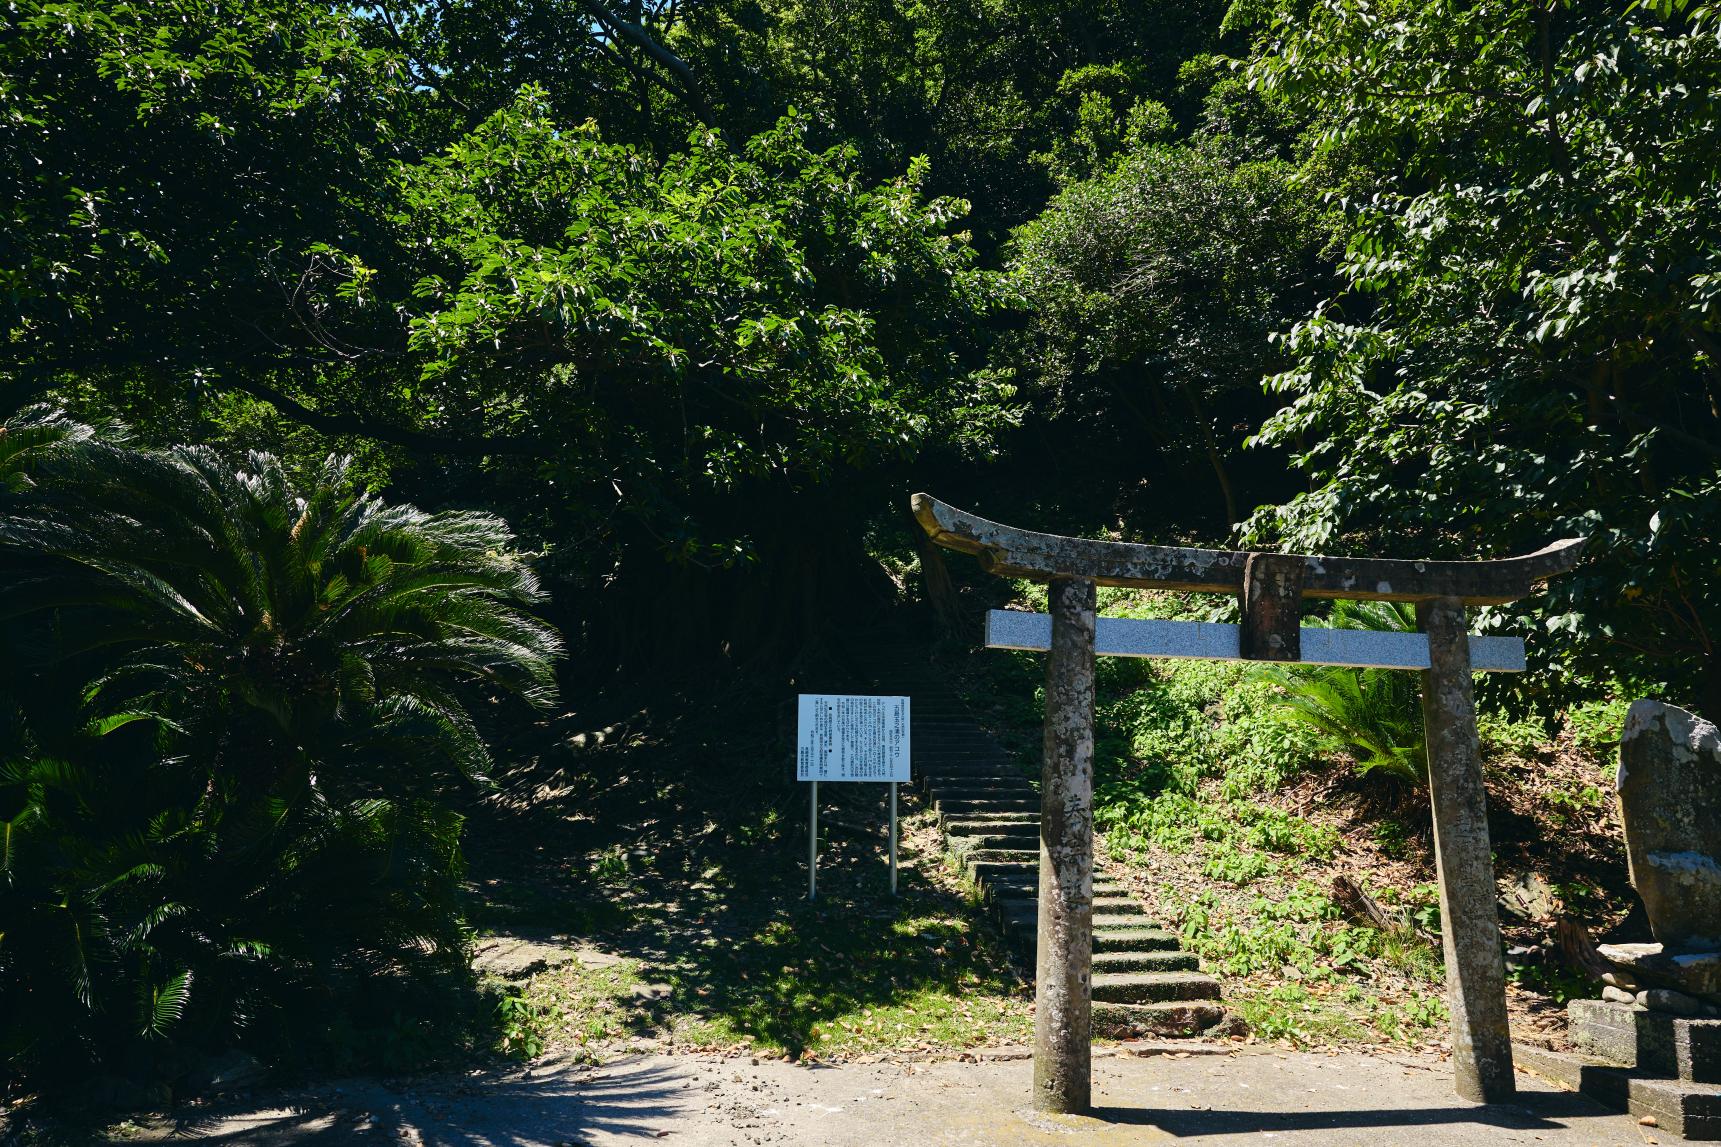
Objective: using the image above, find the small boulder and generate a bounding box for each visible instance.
[1639,988,1708,1017]
[473,934,585,980]
[1601,970,1640,991]
[1600,943,1721,998]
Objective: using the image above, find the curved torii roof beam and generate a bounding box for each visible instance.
[912,493,1585,606]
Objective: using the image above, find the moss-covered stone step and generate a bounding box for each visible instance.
[942,810,1029,824]
[963,841,1036,856]
[1092,950,1200,974]
[1095,912,1160,931]
[949,832,1038,852]
[943,795,1032,812]
[1093,970,1221,1004]
[1091,927,1181,952]
[929,778,1032,795]
[1093,1001,1227,1038]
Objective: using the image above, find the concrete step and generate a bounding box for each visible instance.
[937,798,1039,816]
[918,753,1022,766]
[1095,912,1160,931]
[930,786,1037,802]
[963,843,1025,861]
[1092,971,1221,1005]
[922,764,1025,781]
[1513,1042,1721,1139]
[971,860,1039,884]
[998,912,1166,938]
[1092,928,1181,952]
[951,833,1038,852]
[985,879,1131,898]
[940,818,1036,836]
[944,819,1037,836]
[942,814,1038,829]
[1093,1001,1226,1038]
[1093,950,1200,974]
[928,776,1035,791]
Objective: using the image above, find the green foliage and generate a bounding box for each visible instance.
[1265,601,1426,786]
[0,409,560,1083]
[1242,0,1721,716]
[316,97,1017,565]
[1169,879,1443,989]
[1009,138,1328,526]
[1567,697,1633,760]
[1,0,414,390]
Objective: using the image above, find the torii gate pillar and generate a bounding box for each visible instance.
[1035,576,1097,1112]
[1420,596,1514,1101]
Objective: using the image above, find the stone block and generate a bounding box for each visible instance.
[1515,1041,1721,1140]
[1572,998,1721,1083]
[1603,941,1721,997]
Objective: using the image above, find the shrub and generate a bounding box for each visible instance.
[0,408,562,1086]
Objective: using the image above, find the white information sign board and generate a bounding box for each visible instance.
[796,694,911,783]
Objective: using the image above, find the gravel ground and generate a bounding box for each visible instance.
[116,1045,1655,1147]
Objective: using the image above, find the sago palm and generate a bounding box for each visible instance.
[0,407,562,1077]
[1264,599,1427,785]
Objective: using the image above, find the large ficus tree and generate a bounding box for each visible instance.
[1239,0,1721,714]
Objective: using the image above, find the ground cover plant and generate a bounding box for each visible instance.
[953,581,1633,1050]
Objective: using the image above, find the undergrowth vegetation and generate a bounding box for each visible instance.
[0,410,561,1088]
[960,581,1629,1047]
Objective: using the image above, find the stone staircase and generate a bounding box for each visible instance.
[847,644,1228,1038]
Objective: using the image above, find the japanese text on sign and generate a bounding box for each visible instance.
[796,694,911,782]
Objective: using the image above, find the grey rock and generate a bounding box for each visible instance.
[1602,985,1637,1005]
[1602,970,1640,991]
[1600,942,1721,997]
[1617,701,1721,953]
[1643,988,1709,1017]
[473,934,584,980]
[185,1049,267,1093]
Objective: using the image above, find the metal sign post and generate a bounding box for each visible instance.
[889,781,898,894]
[797,694,911,899]
[808,779,820,899]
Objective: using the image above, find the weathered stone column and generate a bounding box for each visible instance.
[1035,575,1096,1114]
[1418,596,1515,1103]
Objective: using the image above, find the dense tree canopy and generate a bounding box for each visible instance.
[1239,0,1721,711]
[7,0,1718,704]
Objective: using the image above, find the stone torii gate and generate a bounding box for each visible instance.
[911,493,1586,1115]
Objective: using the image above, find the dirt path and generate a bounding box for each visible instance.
[127,1046,1653,1146]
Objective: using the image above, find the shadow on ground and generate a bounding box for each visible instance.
[461,651,1029,1059]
